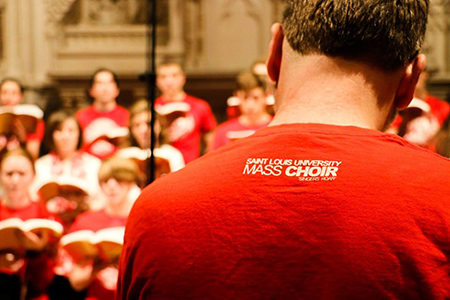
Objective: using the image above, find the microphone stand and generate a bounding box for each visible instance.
[144,0,157,185]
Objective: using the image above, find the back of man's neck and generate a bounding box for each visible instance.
[270,55,401,131]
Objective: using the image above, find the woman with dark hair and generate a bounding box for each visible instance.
[33,110,103,214]
[118,99,184,181]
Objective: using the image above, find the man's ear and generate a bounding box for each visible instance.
[394,54,427,110]
[267,23,284,83]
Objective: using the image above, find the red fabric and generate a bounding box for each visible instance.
[211,118,272,150]
[69,209,126,300]
[118,123,450,299]
[226,106,240,120]
[156,95,216,163]
[27,119,45,141]
[0,201,58,222]
[425,94,450,125]
[69,209,127,233]
[0,202,60,299]
[390,94,450,130]
[76,105,129,160]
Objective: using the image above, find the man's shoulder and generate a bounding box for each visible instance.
[134,123,450,206]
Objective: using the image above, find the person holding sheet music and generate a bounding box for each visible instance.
[118,99,184,181]
[155,62,216,163]
[211,72,272,151]
[76,69,129,160]
[33,110,104,229]
[0,148,82,300]
[0,78,45,160]
[67,156,140,300]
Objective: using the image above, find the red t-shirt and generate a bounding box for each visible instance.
[211,117,272,150]
[69,209,127,233]
[0,201,61,297]
[0,201,57,222]
[76,105,129,160]
[119,123,450,299]
[27,119,45,141]
[156,95,216,163]
[425,94,450,125]
[69,209,127,300]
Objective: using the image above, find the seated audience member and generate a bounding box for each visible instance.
[156,62,217,163]
[76,69,129,160]
[33,110,103,228]
[0,148,81,300]
[67,156,140,300]
[0,78,45,159]
[119,1,450,299]
[119,99,184,179]
[211,72,272,151]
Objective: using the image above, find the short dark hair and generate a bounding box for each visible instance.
[282,0,429,71]
[0,78,25,94]
[44,110,82,152]
[236,71,266,92]
[156,61,185,74]
[89,68,120,88]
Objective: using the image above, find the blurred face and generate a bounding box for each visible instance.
[131,111,150,148]
[0,81,23,106]
[89,71,120,104]
[239,87,267,117]
[53,118,80,156]
[156,65,186,97]
[0,155,34,200]
[101,178,133,206]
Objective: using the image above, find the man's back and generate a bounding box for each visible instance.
[119,123,450,299]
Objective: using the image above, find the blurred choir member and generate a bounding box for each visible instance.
[0,149,80,299]
[33,110,103,224]
[0,79,45,160]
[119,99,184,181]
[67,156,140,300]
[76,69,129,160]
[227,60,276,120]
[211,72,272,151]
[251,59,276,115]
[155,62,216,163]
